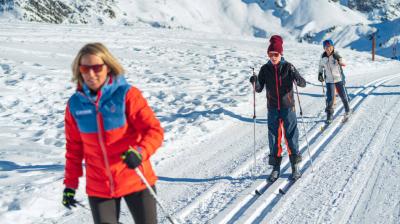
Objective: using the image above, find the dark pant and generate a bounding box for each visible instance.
[267,108,301,165]
[326,81,350,115]
[88,186,157,224]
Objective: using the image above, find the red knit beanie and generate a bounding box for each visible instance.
[268,35,283,54]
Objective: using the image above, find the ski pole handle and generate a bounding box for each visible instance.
[250,67,256,119]
[251,67,256,76]
[134,168,179,224]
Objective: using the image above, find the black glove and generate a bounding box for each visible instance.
[122,147,143,169]
[249,75,257,84]
[318,72,324,82]
[62,188,77,209]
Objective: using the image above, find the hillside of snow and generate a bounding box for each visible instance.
[0,20,400,223]
[1,0,400,59]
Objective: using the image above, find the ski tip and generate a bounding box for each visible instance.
[279,188,286,195]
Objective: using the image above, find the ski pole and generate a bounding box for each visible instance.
[321,68,331,118]
[250,67,257,179]
[321,68,327,107]
[321,80,327,108]
[338,62,351,102]
[76,201,90,211]
[294,81,314,172]
[134,168,178,224]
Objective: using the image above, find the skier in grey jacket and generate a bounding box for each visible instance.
[318,39,351,123]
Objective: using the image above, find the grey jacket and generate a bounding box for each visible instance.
[318,51,345,84]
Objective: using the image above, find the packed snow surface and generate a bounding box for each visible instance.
[0,21,400,223]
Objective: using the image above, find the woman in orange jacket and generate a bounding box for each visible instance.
[62,42,164,224]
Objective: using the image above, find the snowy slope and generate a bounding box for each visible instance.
[1,21,400,223]
[2,0,400,58]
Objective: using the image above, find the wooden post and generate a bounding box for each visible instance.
[372,34,376,61]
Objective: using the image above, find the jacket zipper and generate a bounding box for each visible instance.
[92,95,115,197]
[327,56,335,81]
[274,65,281,110]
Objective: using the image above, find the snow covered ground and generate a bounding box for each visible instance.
[0,21,400,223]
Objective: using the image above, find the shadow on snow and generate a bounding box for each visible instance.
[158,173,293,183]
[158,107,268,124]
[0,160,64,172]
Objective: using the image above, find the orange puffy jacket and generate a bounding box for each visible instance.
[63,75,163,198]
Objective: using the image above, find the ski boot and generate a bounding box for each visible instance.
[345,109,352,117]
[326,111,333,124]
[268,156,282,182]
[269,165,280,182]
[291,163,302,180]
[342,110,352,123]
[290,154,302,180]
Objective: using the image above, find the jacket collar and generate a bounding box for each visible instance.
[268,57,286,67]
[77,75,128,105]
[322,50,335,58]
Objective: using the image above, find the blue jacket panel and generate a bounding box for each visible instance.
[68,75,131,134]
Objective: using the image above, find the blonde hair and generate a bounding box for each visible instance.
[71,43,125,86]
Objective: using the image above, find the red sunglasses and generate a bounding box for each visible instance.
[79,64,105,74]
[268,52,280,58]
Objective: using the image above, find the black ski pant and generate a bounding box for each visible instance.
[267,108,301,165]
[326,81,350,115]
[88,186,157,224]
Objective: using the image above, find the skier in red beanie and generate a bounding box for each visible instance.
[250,35,306,182]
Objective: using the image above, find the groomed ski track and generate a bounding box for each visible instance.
[175,72,400,223]
[211,74,400,224]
